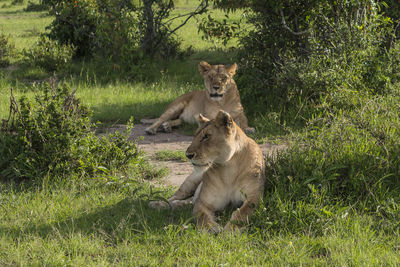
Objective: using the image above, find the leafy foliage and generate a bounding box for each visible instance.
[0,33,15,67]
[198,14,240,48]
[237,1,400,122]
[23,35,76,71]
[43,0,209,62]
[24,0,48,11]
[0,79,142,182]
[44,0,136,58]
[213,0,251,11]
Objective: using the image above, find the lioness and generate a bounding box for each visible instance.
[150,110,265,232]
[142,61,254,135]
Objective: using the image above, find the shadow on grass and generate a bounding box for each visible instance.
[1,49,239,88]
[1,197,193,242]
[91,100,172,124]
[0,9,27,16]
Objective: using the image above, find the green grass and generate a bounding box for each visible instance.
[154,150,188,162]
[0,1,51,51]
[1,177,399,265]
[1,0,400,265]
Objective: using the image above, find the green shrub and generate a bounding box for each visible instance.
[238,0,400,124]
[0,79,142,182]
[25,1,48,12]
[0,33,15,67]
[43,0,182,64]
[44,0,131,58]
[11,0,24,5]
[24,35,76,71]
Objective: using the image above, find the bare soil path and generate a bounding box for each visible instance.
[106,124,285,188]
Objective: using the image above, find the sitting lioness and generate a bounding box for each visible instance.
[150,110,265,232]
[142,61,254,135]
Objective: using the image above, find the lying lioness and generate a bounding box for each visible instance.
[150,110,265,232]
[142,61,254,135]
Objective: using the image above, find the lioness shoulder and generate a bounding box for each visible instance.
[142,61,254,135]
[150,110,265,232]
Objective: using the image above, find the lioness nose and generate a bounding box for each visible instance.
[213,85,220,90]
[186,152,195,160]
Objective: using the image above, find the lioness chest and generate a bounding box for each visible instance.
[197,152,263,211]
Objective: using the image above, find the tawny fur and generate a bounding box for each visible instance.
[142,61,254,135]
[150,110,265,232]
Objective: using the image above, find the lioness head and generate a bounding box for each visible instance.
[198,61,237,102]
[186,110,238,170]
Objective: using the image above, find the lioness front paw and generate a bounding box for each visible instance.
[198,223,223,234]
[145,127,157,135]
[161,122,172,133]
[149,200,169,210]
[244,127,255,135]
[224,221,243,232]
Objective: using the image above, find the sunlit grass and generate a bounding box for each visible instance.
[0,3,51,51]
[154,150,188,162]
[0,177,399,265]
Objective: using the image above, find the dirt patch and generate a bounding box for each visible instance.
[102,124,286,188]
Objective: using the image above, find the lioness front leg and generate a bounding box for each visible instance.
[149,169,204,210]
[145,102,185,135]
[224,200,257,232]
[149,198,194,210]
[160,118,182,133]
[193,200,222,233]
[140,118,158,124]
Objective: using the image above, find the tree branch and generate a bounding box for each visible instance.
[167,0,209,38]
[280,8,308,36]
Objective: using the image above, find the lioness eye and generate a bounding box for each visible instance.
[201,134,209,142]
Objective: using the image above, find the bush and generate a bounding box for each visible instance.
[24,36,75,71]
[0,33,15,67]
[11,0,24,5]
[43,0,184,64]
[0,79,142,182]
[44,0,137,58]
[25,1,49,12]
[238,0,400,124]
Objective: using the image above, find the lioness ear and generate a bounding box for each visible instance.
[227,63,237,77]
[216,110,234,130]
[196,113,210,127]
[198,61,211,75]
